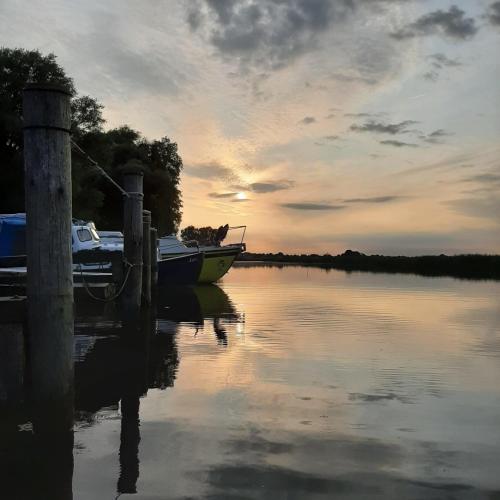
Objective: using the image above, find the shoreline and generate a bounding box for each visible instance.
[235,251,500,281]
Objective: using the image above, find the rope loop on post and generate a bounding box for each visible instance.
[77,257,140,303]
[124,192,144,200]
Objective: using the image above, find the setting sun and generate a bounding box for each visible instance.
[236,192,247,200]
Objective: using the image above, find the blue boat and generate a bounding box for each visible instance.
[0,214,26,266]
[157,252,203,286]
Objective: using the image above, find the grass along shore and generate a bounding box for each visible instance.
[236,250,500,280]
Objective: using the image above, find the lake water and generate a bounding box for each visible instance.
[2,263,500,499]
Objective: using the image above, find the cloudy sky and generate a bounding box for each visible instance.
[1,0,499,254]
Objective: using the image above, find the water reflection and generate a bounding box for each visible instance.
[0,283,242,499]
[156,284,241,346]
[2,268,500,499]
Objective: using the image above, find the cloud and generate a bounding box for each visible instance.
[325,113,336,119]
[350,120,418,135]
[344,113,374,118]
[428,53,462,69]
[330,72,378,86]
[249,181,294,193]
[391,6,478,40]
[208,192,239,198]
[487,1,500,25]
[343,196,402,204]
[465,172,500,184]
[299,116,316,125]
[314,135,342,147]
[186,162,239,181]
[460,171,500,194]
[423,53,462,81]
[187,5,203,30]
[445,196,500,221]
[419,129,453,144]
[423,71,439,82]
[67,11,189,98]
[380,140,419,148]
[188,0,355,72]
[280,202,344,211]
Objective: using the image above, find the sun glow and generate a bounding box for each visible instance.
[236,192,247,200]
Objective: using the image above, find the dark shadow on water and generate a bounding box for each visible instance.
[0,283,242,499]
[156,284,239,346]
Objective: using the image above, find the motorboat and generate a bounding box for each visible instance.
[0,215,205,286]
[158,226,246,283]
[157,252,204,286]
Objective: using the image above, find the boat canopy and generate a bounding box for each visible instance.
[158,234,192,254]
[0,214,26,257]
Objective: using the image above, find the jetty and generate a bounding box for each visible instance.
[0,83,160,439]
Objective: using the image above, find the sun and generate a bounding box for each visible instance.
[236,192,247,200]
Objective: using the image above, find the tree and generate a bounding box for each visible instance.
[0,48,74,212]
[71,95,105,136]
[180,225,229,246]
[0,47,183,234]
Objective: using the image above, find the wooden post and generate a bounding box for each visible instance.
[0,323,24,407]
[150,227,158,288]
[23,84,74,429]
[122,169,144,312]
[142,210,151,306]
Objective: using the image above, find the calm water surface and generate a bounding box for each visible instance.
[4,264,500,499]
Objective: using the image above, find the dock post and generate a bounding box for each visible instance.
[150,227,158,288]
[23,84,74,430]
[0,323,25,407]
[142,210,152,306]
[122,168,144,313]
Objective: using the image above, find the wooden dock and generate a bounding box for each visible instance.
[0,267,116,303]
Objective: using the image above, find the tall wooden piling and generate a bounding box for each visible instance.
[23,84,74,428]
[0,323,24,407]
[150,227,158,288]
[142,210,151,306]
[122,168,144,312]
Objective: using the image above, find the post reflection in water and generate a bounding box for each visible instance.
[14,266,500,499]
[0,283,238,499]
[73,284,237,498]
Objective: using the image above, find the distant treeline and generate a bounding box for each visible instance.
[237,250,500,280]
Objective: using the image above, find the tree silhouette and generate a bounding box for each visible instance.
[0,47,183,234]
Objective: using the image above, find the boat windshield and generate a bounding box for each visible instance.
[77,229,93,242]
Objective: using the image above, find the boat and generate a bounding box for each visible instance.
[0,215,203,286]
[158,226,246,283]
[157,252,204,286]
[0,214,114,270]
[96,230,125,250]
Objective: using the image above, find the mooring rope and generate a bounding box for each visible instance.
[76,259,140,302]
[71,140,129,198]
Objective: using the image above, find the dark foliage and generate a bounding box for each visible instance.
[180,225,230,246]
[0,48,74,212]
[181,226,219,246]
[237,250,500,281]
[0,47,183,234]
[73,126,183,233]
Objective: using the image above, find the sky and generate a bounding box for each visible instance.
[1,0,499,255]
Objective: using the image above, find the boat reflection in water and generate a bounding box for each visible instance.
[0,283,243,499]
[156,284,243,346]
